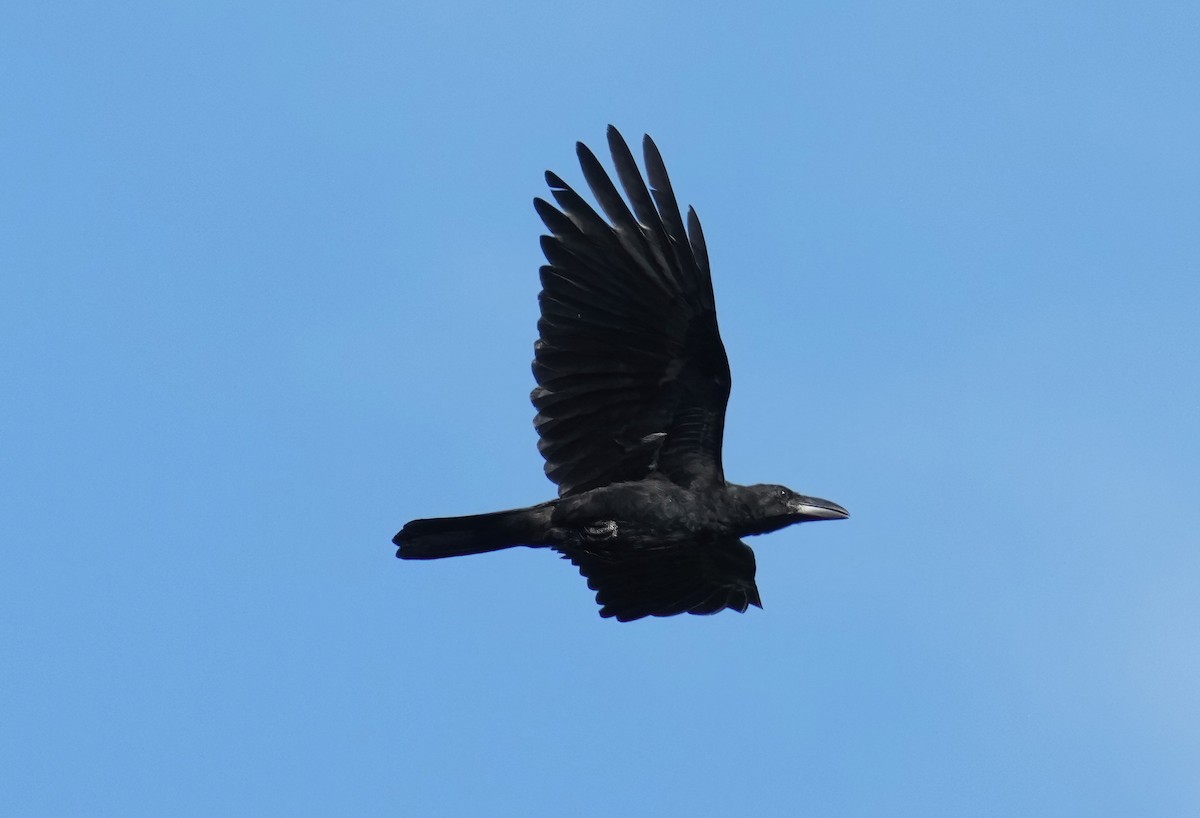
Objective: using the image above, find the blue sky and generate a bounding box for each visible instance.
[3,1,1198,815]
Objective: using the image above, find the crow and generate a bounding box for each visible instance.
[394,126,848,621]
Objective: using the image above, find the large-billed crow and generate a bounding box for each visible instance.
[394,126,847,621]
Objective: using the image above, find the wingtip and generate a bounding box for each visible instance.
[642,133,664,166]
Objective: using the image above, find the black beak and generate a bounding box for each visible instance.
[788,495,849,521]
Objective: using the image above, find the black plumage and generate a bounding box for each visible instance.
[394,126,847,621]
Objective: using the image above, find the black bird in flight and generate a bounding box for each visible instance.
[394,126,847,621]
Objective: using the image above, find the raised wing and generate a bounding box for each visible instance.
[532,126,731,497]
[562,538,761,622]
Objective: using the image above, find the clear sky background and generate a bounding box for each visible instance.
[3,1,1198,815]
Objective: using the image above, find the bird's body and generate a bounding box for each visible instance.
[402,479,757,557]
[394,127,847,621]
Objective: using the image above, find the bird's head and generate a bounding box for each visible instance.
[735,484,849,535]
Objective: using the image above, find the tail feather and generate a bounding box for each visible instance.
[394,504,553,560]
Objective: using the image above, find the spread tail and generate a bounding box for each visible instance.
[393,503,553,560]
